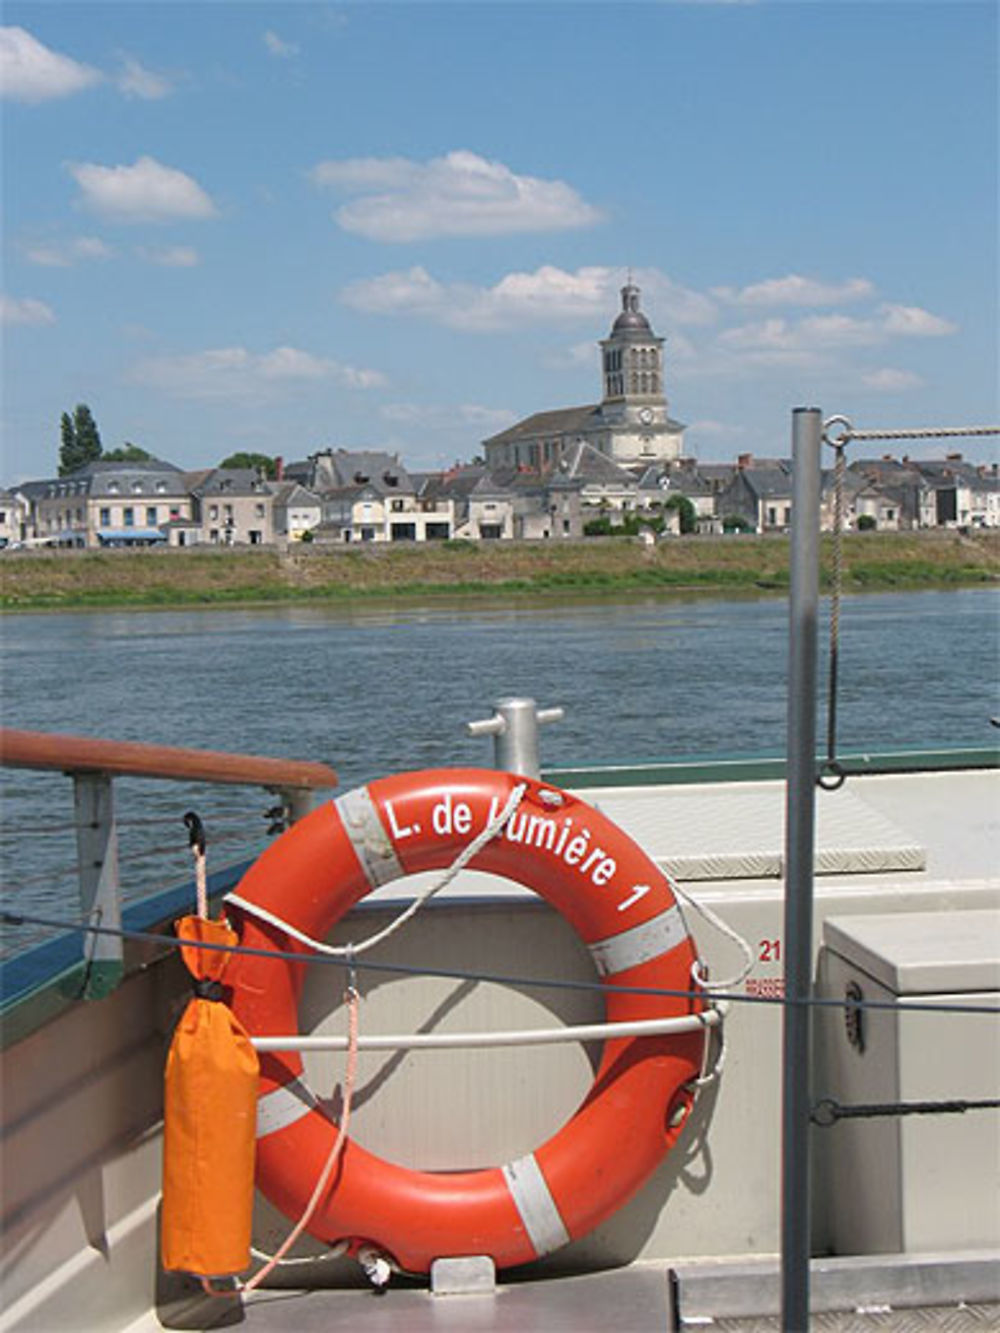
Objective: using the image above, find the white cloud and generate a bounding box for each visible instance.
[258,346,384,387]
[25,236,113,266]
[263,30,299,58]
[137,245,200,267]
[341,264,713,333]
[713,274,875,307]
[1,294,56,326]
[632,269,718,326]
[68,156,218,223]
[115,54,173,100]
[311,150,602,241]
[381,402,516,432]
[719,304,957,362]
[0,26,101,102]
[862,367,923,392]
[880,304,957,337]
[132,346,386,399]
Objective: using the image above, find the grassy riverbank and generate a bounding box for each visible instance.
[1,531,997,611]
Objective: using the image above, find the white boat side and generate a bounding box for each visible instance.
[1,754,998,1331]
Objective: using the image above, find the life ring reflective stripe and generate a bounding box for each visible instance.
[225,768,705,1274]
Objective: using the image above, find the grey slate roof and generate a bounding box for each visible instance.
[557,441,636,486]
[634,464,713,497]
[482,404,602,447]
[269,482,320,507]
[70,457,183,477]
[736,465,792,499]
[190,467,271,497]
[23,457,188,499]
[286,449,414,496]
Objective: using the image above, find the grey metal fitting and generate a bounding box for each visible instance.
[466,697,564,779]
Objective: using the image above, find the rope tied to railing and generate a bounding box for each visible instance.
[823,424,999,444]
[5,906,1000,1017]
[811,1096,1000,1127]
[819,422,849,791]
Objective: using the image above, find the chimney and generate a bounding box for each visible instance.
[274,455,284,481]
[737,453,753,470]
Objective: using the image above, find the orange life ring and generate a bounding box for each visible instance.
[225,768,705,1274]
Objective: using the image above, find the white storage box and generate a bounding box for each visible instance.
[817,909,1000,1255]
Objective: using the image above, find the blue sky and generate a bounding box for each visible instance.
[2,1,997,485]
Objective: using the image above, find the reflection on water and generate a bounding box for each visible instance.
[1,587,997,941]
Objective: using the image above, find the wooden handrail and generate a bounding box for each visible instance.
[0,727,338,791]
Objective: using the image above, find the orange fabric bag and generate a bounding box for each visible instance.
[161,916,260,1277]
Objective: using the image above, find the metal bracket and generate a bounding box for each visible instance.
[430,1255,496,1296]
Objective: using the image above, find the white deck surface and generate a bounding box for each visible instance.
[361,767,998,906]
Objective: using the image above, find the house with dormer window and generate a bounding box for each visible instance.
[286,449,454,542]
[187,468,275,545]
[20,458,191,547]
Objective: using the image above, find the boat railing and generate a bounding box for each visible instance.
[0,727,338,1001]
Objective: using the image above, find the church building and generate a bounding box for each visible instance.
[482,281,686,472]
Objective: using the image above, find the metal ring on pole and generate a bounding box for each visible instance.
[822,415,853,450]
[816,758,847,792]
[809,1098,839,1129]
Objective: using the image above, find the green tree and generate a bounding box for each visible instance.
[219,451,278,478]
[722,514,754,533]
[59,413,76,475]
[58,403,103,475]
[665,493,697,535]
[103,443,152,463]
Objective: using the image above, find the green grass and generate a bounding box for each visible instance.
[1,532,996,611]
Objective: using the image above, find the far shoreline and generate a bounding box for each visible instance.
[1,531,997,614]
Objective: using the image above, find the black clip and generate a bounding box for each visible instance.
[193,977,224,1002]
[264,803,288,837]
[183,811,206,855]
[816,759,847,792]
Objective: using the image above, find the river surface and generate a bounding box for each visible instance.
[1,587,997,952]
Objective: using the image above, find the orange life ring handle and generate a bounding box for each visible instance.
[225,768,706,1274]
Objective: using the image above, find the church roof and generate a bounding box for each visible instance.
[482,404,602,447]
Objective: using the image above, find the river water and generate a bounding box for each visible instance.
[1,587,997,951]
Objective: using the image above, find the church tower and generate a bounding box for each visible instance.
[599,281,668,430]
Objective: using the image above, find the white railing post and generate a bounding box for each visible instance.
[273,786,315,825]
[72,772,124,998]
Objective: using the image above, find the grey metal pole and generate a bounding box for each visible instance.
[466,698,564,779]
[782,407,822,1331]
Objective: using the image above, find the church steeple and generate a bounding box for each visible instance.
[600,282,666,414]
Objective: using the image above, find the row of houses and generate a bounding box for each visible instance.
[2,446,998,551]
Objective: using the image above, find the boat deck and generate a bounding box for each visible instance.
[3,760,998,1333]
[132,1255,1000,1332]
